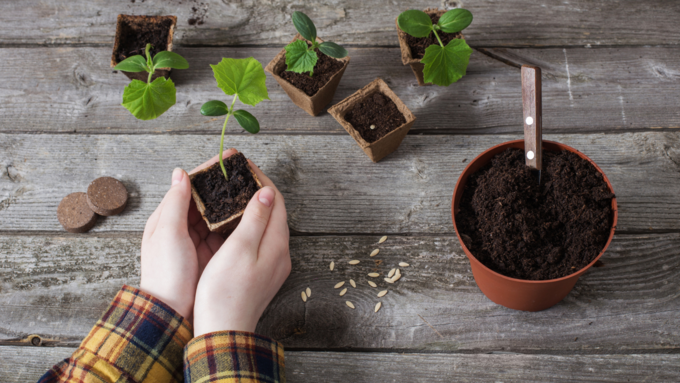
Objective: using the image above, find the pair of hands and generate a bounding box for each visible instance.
[139,149,291,336]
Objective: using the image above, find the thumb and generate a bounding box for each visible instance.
[231,187,276,249]
[157,168,192,232]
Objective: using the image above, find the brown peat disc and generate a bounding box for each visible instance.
[57,192,98,233]
[87,177,128,216]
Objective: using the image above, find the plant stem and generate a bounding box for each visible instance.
[147,70,153,84]
[432,28,444,47]
[218,95,240,180]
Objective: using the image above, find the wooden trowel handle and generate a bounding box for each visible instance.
[522,65,542,170]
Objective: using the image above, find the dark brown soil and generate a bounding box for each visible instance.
[405,14,462,59]
[115,18,174,63]
[344,93,407,143]
[280,46,344,96]
[456,148,615,280]
[191,153,260,224]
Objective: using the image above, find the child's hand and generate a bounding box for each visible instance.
[193,156,291,336]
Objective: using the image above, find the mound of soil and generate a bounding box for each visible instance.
[456,148,614,280]
[344,93,406,143]
[280,47,345,96]
[405,13,462,59]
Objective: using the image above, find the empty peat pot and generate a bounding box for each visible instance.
[451,140,618,311]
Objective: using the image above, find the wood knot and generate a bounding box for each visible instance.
[29,335,42,346]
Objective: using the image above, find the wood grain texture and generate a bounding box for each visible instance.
[2,346,679,383]
[1,0,679,47]
[2,132,680,234]
[1,46,680,134]
[1,233,678,352]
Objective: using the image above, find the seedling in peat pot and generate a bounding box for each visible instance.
[114,43,189,120]
[397,9,473,86]
[285,11,348,76]
[201,57,269,179]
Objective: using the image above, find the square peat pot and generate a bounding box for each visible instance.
[328,78,416,162]
[265,34,350,116]
[395,8,465,86]
[189,152,264,234]
[111,14,177,82]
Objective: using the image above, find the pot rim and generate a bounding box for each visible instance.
[451,139,618,284]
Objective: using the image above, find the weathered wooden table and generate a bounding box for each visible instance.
[1,1,679,381]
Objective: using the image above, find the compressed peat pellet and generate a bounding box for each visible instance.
[57,192,98,233]
[87,177,128,216]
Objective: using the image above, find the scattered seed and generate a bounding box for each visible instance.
[350,279,356,288]
[384,278,394,284]
[378,290,388,297]
[370,124,376,130]
[379,236,387,244]
[346,301,355,309]
[399,262,410,267]
[395,269,401,278]
[388,268,396,278]
[306,287,311,298]
[370,249,379,257]
[391,273,402,282]
[349,260,360,265]
[301,291,307,302]
[368,272,380,277]
[375,302,382,312]
[339,288,347,296]
[334,281,345,289]
[368,281,377,288]
[330,261,335,271]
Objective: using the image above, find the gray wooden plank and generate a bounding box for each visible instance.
[2,132,680,233]
[1,0,679,47]
[1,233,678,352]
[1,46,680,134]
[2,346,679,383]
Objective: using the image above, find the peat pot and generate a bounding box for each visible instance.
[451,140,618,311]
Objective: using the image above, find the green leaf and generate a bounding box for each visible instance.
[285,39,318,74]
[233,109,260,134]
[292,11,317,42]
[121,77,176,120]
[153,51,189,70]
[397,10,433,38]
[200,100,229,116]
[421,39,472,86]
[437,9,473,33]
[318,41,348,58]
[114,55,149,72]
[211,57,269,107]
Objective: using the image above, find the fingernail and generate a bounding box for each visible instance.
[172,168,183,186]
[258,187,274,207]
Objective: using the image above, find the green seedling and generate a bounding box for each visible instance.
[114,44,189,120]
[201,57,269,179]
[284,11,348,76]
[397,9,473,86]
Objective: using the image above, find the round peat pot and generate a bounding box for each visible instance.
[451,140,618,311]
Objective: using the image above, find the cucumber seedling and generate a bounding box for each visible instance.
[200,57,270,179]
[397,9,473,86]
[285,11,348,76]
[114,43,189,120]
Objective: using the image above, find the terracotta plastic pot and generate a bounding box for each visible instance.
[451,140,618,311]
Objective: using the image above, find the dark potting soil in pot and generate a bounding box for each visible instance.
[279,47,344,96]
[456,148,614,280]
[344,92,407,143]
[405,14,462,59]
[191,153,260,224]
[115,18,174,63]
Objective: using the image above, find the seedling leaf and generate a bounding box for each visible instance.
[153,51,190,70]
[318,41,348,59]
[114,55,149,73]
[285,39,318,74]
[437,9,473,33]
[233,109,260,134]
[421,39,472,86]
[292,11,317,42]
[201,100,229,116]
[121,77,176,120]
[397,10,433,38]
[211,57,269,106]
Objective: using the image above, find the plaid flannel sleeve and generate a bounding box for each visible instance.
[184,331,285,383]
[38,285,193,383]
